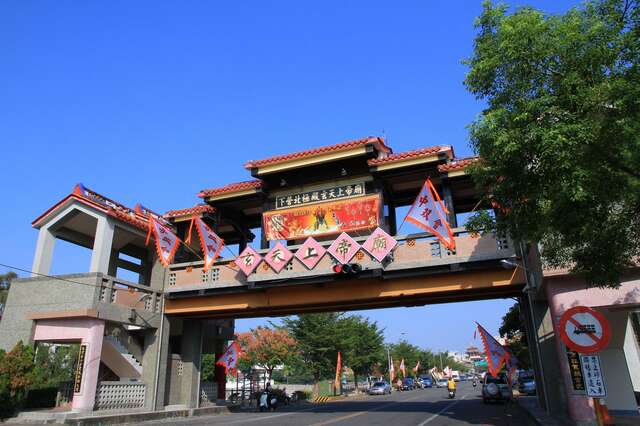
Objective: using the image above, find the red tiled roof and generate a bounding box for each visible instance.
[198,180,263,199]
[438,157,479,173]
[244,136,391,169]
[368,145,449,166]
[164,204,215,219]
[32,183,153,231]
[107,208,148,230]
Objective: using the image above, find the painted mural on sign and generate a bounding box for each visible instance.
[263,194,380,241]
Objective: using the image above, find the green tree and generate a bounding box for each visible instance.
[281,313,344,383]
[0,341,35,417]
[201,354,217,382]
[0,272,18,306]
[236,327,298,385]
[389,340,423,378]
[340,315,385,390]
[31,343,79,388]
[464,0,640,288]
[499,304,531,369]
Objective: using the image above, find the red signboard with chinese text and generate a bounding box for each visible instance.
[263,195,380,241]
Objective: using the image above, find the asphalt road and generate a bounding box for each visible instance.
[144,383,534,426]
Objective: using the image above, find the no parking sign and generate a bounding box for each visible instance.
[559,306,611,354]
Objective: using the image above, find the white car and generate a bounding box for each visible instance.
[435,379,448,388]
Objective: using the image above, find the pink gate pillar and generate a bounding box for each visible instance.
[33,318,105,412]
[546,276,640,423]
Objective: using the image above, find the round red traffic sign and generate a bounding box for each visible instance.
[559,306,611,354]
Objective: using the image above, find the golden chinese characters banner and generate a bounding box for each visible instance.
[263,194,380,241]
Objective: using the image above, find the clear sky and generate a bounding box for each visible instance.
[1,0,577,352]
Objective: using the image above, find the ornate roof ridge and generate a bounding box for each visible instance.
[368,145,449,165]
[244,136,390,169]
[198,179,263,199]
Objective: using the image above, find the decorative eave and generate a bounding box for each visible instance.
[32,184,152,231]
[244,136,391,176]
[368,146,453,172]
[198,180,263,202]
[438,157,479,177]
[164,204,215,222]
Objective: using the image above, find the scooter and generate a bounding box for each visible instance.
[259,391,278,412]
[472,380,478,388]
[448,389,456,399]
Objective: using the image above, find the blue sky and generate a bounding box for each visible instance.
[1,0,577,352]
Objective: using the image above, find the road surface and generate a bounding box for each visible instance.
[144,383,534,426]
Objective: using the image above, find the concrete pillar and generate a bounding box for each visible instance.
[142,313,171,410]
[107,249,119,277]
[215,336,226,400]
[32,227,56,276]
[90,217,115,274]
[180,320,203,408]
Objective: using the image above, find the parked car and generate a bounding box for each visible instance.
[482,373,512,403]
[435,379,448,388]
[401,377,416,390]
[368,381,392,395]
[519,377,536,395]
[418,376,433,388]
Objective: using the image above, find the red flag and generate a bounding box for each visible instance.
[476,322,512,378]
[216,342,242,374]
[186,216,224,272]
[412,360,421,374]
[146,217,180,267]
[389,355,396,381]
[334,352,342,391]
[399,358,406,378]
[404,178,455,251]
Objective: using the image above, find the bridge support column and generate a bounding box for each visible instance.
[180,320,203,408]
[522,293,568,418]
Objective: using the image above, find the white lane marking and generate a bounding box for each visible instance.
[308,393,426,426]
[415,393,468,426]
[213,406,318,425]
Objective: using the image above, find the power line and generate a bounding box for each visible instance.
[0,263,111,290]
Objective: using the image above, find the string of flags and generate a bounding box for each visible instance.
[145,216,180,267]
[145,177,454,272]
[234,227,399,276]
[186,216,224,272]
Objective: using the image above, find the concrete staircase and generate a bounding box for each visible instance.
[102,335,142,379]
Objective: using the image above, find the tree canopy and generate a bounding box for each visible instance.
[0,272,17,306]
[236,327,298,383]
[464,0,640,288]
[499,304,530,368]
[281,313,345,381]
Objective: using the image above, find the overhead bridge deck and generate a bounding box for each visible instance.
[164,230,526,319]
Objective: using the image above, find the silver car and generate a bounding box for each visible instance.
[482,373,512,403]
[368,381,392,395]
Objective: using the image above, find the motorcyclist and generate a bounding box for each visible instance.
[447,377,457,395]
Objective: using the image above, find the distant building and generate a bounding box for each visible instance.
[465,345,484,363]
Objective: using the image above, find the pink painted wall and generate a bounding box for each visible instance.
[545,275,640,422]
[33,318,105,412]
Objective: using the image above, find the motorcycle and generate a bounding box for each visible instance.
[472,380,477,388]
[448,389,456,399]
[259,391,278,412]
